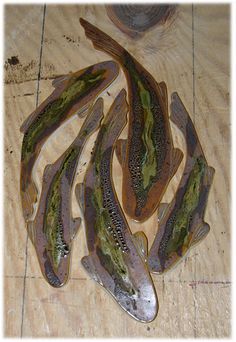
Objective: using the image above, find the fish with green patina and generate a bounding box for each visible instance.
[20,61,119,221]
[80,18,183,222]
[75,89,158,322]
[147,92,215,274]
[27,98,104,287]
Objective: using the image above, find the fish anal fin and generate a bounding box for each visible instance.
[205,166,215,186]
[81,255,103,285]
[115,139,127,167]
[75,183,85,213]
[133,231,148,260]
[43,164,53,181]
[157,203,169,223]
[190,222,210,248]
[169,148,184,178]
[70,217,81,240]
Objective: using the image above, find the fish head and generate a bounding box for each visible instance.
[114,274,158,323]
[28,220,72,288]
[82,249,158,322]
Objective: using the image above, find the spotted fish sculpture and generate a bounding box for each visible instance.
[80,18,183,222]
[20,61,119,221]
[147,93,215,273]
[75,89,158,322]
[27,98,104,287]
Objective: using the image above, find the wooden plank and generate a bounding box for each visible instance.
[195,283,231,337]
[194,4,230,282]
[4,4,44,278]
[4,4,44,337]
[4,277,24,337]
[22,278,196,338]
[4,4,230,338]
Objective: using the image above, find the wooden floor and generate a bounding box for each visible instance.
[4,4,230,338]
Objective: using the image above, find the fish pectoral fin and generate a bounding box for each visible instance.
[81,255,103,285]
[133,231,148,260]
[169,148,184,178]
[75,183,85,214]
[70,217,81,240]
[190,222,210,247]
[157,203,169,223]
[115,139,127,167]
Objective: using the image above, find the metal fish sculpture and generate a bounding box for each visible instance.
[148,92,215,274]
[27,98,104,287]
[20,61,119,221]
[80,18,183,222]
[75,89,158,322]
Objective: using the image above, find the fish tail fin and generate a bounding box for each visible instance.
[170,92,204,157]
[80,18,125,63]
[170,92,194,135]
[81,97,104,134]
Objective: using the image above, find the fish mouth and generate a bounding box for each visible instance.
[147,255,164,274]
[116,285,158,322]
[42,249,70,288]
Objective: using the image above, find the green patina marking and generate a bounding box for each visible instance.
[90,124,135,295]
[165,157,206,255]
[22,69,105,164]
[124,56,158,196]
[44,147,78,270]
[92,187,134,294]
[138,81,157,189]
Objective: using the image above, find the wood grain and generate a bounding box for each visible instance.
[4,4,230,337]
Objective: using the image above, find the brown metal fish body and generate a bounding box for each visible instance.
[20,61,119,221]
[80,18,183,222]
[27,99,104,287]
[75,89,158,322]
[148,93,215,274]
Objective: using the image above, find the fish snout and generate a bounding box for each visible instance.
[117,284,158,323]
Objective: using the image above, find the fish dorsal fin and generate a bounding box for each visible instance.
[52,74,70,88]
[133,231,148,260]
[169,148,184,178]
[81,255,103,285]
[70,217,81,240]
[157,203,169,223]
[115,139,127,167]
[75,183,85,214]
[190,222,210,248]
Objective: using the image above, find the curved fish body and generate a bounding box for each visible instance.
[75,89,158,322]
[27,98,104,287]
[80,18,183,222]
[148,93,215,274]
[20,61,119,221]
